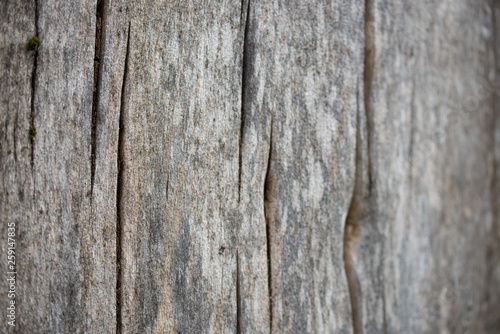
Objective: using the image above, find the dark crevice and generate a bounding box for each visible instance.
[238,0,251,204]
[90,0,105,201]
[116,21,131,334]
[344,0,376,329]
[14,111,18,162]
[237,2,251,330]
[30,0,39,173]
[263,119,273,334]
[236,251,241,334]
[363,0,375,192]
[344,80,363,334]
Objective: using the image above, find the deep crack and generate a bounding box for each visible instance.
[30,0,39,175]
[90,0,104,201]
[238,0,251,204]
[264,118,273,334]
[116,21,131,334]
[344,81,363,334]
[344,0,376,330]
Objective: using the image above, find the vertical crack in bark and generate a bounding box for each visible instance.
[90,0,104,201]
[344,0,376,327]
[236,251,241,334]
[237,2,251,329]
[264,119,273,333]
[363,0,375,192]
[13,110,18,162]
[30,0,39,175]
[344,81,363,334]
[116,22,131,334]
[238,0,251,204]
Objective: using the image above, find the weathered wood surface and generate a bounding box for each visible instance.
[88,0,130,332]
[345,0,499,333]
[1,0,106,333]
[240,1,364,332]
[118,1,244,333]
[0,0,499,333]
[0,0,36,331]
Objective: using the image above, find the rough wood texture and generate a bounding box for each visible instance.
[118,2,244,333]
[87,0,130,332]
[346,0,499,332]
[21,1,97,332]
[1,0,499,333]
[239,1,364,332]
[0,0,36,330]
[0,0,107,332]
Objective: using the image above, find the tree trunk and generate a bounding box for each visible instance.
[1,0,498,333]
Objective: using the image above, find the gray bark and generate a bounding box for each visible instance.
[241,1,364,332]
[0,0,499,333]
[346,1,498,333]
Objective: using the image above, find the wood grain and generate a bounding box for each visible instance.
[118,1,245,332]
[1,0,499,333]
[239,1,364,332]
[1,0,97,332]
[0,0,36,330]
[346,0,499,332]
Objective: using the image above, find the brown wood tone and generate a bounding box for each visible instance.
[0,0,498,333]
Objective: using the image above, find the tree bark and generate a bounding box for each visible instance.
[0,0,499,333]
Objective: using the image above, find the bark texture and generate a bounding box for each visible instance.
[239,1,364,332]
[0,0,499,333]
[345,1,498,333]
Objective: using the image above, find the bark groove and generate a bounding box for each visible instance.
[29,0,39,172]
[116,21,131,334]
[263,119,273,334]
[363,0,374,191]
[238,0,251,204]
[91,0,104,199]
[344,86,362,334]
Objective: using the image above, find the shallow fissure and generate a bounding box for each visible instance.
[116,21,131,334]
